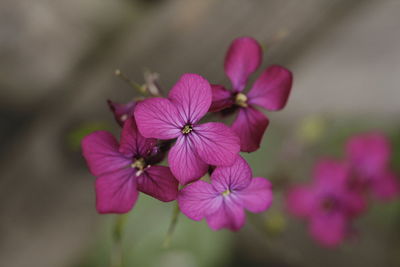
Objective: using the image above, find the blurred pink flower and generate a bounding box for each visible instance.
[107,99,136,126]
[210,37,293,152]
[178,156,273,231]
[346,132,400,200]
[286,159,366,247]
[134,73,240,185]
[81,118,178,214]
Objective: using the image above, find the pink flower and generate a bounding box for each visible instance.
[134,73,240,185]
[81,118,178,214]
[286,159,366,247]
[178,156,273,231]
[346,132,400,200]
[210,37,293,152]
[107,99,136,126]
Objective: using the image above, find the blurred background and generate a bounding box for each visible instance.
[1,0,400,266]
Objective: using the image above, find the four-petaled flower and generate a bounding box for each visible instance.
[210,37,293,152]
[178,156,273,231]
[286,159,366,247]
[134,73,240,185]
[82,117,178,213]
[345,132,399,200]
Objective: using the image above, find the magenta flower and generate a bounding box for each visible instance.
[134,73,240,185]
[346,132,400,200]
[210,37,293,152]
[178,156,272,231]
[81,117,178,214]
[286,159,366,247]
[107,99,136,126]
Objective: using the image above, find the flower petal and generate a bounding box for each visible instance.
[206,200,245,231]
[168,135,208,185]
[107,99,136,126]
[346,132,391,177]
[247,65,293,110]
[237,177,273,213]
[285,185,314,218]
[95,167,138,214]
[224,37,262,91]
[81,131,130,176]
[178,180,221,221]
[309,213,348,247]
[371,171,400,201]
[134,98,182,139]
[119,118,157,157]
[192,122,240,166]
[313,159,349,187]
[231,106,269,152]
[344,192,367,218]
[137,166,179,202]
[168,73,212,124]
[211,156,252,192]
[209,84,234,112]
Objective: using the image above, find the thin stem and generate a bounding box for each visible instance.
[115,69,146,94]
[162,202,180,248]
[111,214,128,267]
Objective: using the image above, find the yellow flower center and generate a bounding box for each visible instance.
[222,189,231,196]
[181,124,193,134]
[235,93,248,107]
[131,158,146,170]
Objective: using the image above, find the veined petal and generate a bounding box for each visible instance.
[231,106,269,152]
[119,117,157,157]
[209,84,234,112]
[137,166,178,202]
[134,98,182,139]
[211,156,252,192]
[237,177,273,213]
[168,135,208,185]
[309,213,347,247]
[168,73,212,124]
[178,180,221,221]
[192,122,240,167]
[107,99,136,127]
[346,132,391,177]
[206,200,245,231]
[81,131,130,176]
[224,37,262,91]
[285,185,314,218]
[95,167,138,214]
[247,65,293,111]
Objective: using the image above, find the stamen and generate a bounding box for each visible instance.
[235,93,248,107]
[131,158,146,170]
[222,189,231,196]
[181,124,193,134]
[120,114,128,122]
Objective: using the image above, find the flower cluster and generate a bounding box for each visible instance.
[81,37,293,231]
[286,132,399,247]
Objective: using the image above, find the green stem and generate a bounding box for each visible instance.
[115,69,146,94]
[111,214,127,267]
[162,202,180,248]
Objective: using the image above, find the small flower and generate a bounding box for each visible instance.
[81,118,178,214]
[107,99,136,126]
[134,73,240,185]
[286,159,365,247]
[210,37,293,152]
[178,156,273,231]
[346,132,400,200]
